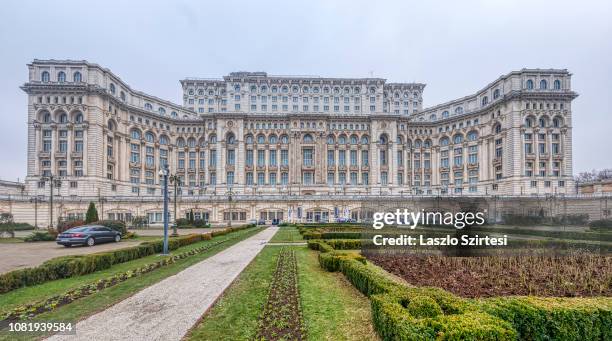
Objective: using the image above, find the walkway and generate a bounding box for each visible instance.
[46,226,279,341]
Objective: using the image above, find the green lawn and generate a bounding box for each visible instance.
[0,227,263,341]
[269,226,304,243]
[0,238,23,243]
[187,246,377,341]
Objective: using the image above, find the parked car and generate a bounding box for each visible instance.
[257,219,266,225]
[248,219,258,225]
[271,218,280,225]
[56,225,121,247]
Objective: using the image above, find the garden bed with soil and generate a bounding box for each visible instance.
[366,252,611,298]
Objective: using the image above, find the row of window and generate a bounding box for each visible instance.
[40,71,81,83]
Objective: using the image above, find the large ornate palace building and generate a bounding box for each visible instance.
[12,59,579,224]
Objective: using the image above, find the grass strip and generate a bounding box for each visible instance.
[297,247,379,340]
[269,227,304,243]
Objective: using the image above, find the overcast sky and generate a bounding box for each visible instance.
[0,0,610,181]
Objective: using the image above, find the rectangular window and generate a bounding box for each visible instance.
[302,171,314,185]
[227,171,234,185]
[381,172,388,185]
[327,172,334,185]
[269,172,277,185]
[246,149,253,166]
[327,150,335,166]
[281,149,289,166]
[257,172,265,185]
[350,150,357,166]
[246,172,253,185]
[269,150,277,166]
[209,150,217,167]
[303,148,313,166]
[338,150,346,166]
[257,149,265,166]
[281,172,289,185]
[380,150,387,165]
[361,150,369,166]
[362,172,369,185]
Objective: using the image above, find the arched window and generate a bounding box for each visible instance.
[109,83,116,94]
[338,135,347,144]
[539,117,548,128]
[554,80,561,90]
[455,107,463,115]
[350,135,358,144]
[303,134,313,143]
[453,134,463,144]
[493,89,500,99]
[59,113,68,123]
[269,134,277,144]
[540,80,548,89]
[188,137,196,148]
[442,111,449,118]
[57,71,66,83]
[494,124,502,134]
[176,138,185,147]
[250,85,257,93]
[120,91,126,101]
[553,117,562,128]
[430,114,437,121]
[226,133,236,144]
[234,84,240,92]
[327,135,335,145]
[158,107,166,115]
[130,129,141,140]
[525,117,534,127]
[361,136,369,144]
[257,134,265,144]
[424,139,432,148]
[379,134,388,145]
[440,137,450,146]
[245,134,254,144]
[526,79,534,90]
[145,132,155,143]
[397,135,404,145]
[73,71,82,82]
[107,120,115,131]
[280,135,289,144]
[41,71,50,83]
[481,96,488,106]
[144,103,153,110]
[171,111,178,118]
[42,111,51,123]
[414,139,422,148]
[159,135,168,145]
[74,112,83,123]
[209,135,217,144]
[467,131,478,141]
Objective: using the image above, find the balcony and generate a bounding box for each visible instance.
[553,153,564,160]
[71,151,83,158]
[525,153,536,160]
[129,161,141,168]
[38,151,51,158]
[54,152,67,158]
[453,165,464,171]
[467,162,479,169]
[493,157,502,165]
[268,165,278,171]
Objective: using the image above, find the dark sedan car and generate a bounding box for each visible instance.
[56,225,121,247]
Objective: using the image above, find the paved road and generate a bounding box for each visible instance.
[0,241,141,274]
[46,226,278,341]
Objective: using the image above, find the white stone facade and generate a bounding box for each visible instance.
[8,59,579,225]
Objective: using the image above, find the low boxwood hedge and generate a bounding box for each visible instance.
[0,225,253,294]
[314,241,612,340]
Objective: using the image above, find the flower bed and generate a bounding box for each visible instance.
[311,238,612,340]
[256,248,305,340]
[0,227,260,323]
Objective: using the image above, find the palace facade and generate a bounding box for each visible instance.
[10,60,579,224]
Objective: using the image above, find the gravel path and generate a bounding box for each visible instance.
[46,226,279,341]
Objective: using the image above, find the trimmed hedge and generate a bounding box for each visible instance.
[0,225,254,294]
[314,243,612,340]
[23,231,55,242]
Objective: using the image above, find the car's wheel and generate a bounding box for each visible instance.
[114,235,121,242]
[86,237,95,247]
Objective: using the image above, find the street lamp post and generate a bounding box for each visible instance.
[29,196,42,229]
[40,174,62,228]
[159,164,170,255]
[169,174,181,237]
[226,188,235,227]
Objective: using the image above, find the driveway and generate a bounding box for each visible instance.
[0,240,141,274]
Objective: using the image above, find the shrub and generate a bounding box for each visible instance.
[85,202,99,224]
[589,219,612,230]
[405,295,443,318]
[23,231,55,242]
[131,216,148,228]
[175,218,190,227]
[56,220,85,233]
[98,220,127,235]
